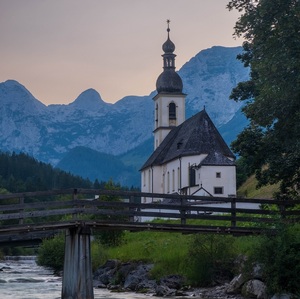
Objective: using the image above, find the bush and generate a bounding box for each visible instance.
[252,224,300,296]
[186,234,236,286]
[95,230,125,247]
[91,241,109,272]
[37,234,65,272]
[37,234,109,273]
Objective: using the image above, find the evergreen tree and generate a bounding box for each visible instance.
[0,151,93,192]
[227,0,300,199]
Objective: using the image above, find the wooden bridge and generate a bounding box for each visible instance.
[0,188,299,299]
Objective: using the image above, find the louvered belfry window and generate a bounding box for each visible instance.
[169,102,176,119]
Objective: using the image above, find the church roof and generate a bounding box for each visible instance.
[156,69,183,94]
[140,109,235,170]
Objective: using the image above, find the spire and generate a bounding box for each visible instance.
[162,20,175,58]
[156,20,183,94]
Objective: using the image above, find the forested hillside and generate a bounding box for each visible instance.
[0,151,95,193]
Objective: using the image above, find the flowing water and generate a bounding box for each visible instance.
[0,256,156,299]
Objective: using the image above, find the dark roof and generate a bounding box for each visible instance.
[140,109,235,170]
[156,69,183,93]
[200,151,235,166]
[162,36,175,53]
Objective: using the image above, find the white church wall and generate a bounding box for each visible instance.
[154,94,185,128]
[198,165,236,197]
[180,155,207,190]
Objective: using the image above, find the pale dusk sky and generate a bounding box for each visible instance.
[0,0,242,105]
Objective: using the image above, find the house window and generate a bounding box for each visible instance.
[214,187,223,194]
[216,172,221,178]
[169,102,176,119]
[167,171,170,193]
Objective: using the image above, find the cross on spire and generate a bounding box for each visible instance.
[166,19,170,36]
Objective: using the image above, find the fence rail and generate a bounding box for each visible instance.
[0,188,299,243]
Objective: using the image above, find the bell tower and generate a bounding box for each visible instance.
[153,20,186,150]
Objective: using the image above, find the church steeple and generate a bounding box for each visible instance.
[162,20,176,68]
[156,20,183,94]
[153,21,186,150]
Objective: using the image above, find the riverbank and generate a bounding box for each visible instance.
[92,259,256,299]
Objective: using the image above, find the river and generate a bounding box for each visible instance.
[0,256,156,299]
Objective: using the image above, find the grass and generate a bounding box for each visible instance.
[107,230,192,279]
[104,224,264,282]
[103,179,280,282]
[237,175,279,198]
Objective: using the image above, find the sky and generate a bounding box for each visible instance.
[0,0,243,105]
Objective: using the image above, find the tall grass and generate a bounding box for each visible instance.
[107,230,192,279]
[106,228,262,285]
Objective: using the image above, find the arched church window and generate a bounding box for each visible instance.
[189,166,196,187]
[172,169,175,192]
[169,102,176,119]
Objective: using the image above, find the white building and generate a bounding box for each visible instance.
[140,23,236,203]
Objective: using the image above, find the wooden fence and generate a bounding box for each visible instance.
[0,188,299,244]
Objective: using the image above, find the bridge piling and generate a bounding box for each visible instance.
[61,225,94,299]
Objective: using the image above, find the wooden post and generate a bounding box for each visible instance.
[73,188,78,220]
[19,197,24,225]
[231,197,236,227]
[180,197,186,225]
[129,195,134,222]
[62,225,94,299]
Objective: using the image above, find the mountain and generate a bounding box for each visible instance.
[181,46,248,124]
[0,46,249,187]
[57,146,140,187]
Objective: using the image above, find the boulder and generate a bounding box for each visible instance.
[155,285,176,297]
[123,264,153,291]
[271,294,297,299]
[251,263,263,280]
[226,273,247,294]
[241,279,267,299]
[160,274,185,289]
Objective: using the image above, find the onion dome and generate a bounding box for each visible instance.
[156,20,183,94]
[162,37,175,53]
[156,69,183,93]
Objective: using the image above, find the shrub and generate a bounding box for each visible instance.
[37,234,109,273]
[252,224,300,296]
[91,241,109,272]
[37,234,65,272]
[94,230,125,247]
[186,234,236,286]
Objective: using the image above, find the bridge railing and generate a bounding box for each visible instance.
[0,188,299,238]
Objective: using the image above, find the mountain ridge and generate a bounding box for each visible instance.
[0,46,249,187]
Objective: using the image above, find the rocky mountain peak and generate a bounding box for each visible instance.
[70,88,107,111]
[0,80,46,115]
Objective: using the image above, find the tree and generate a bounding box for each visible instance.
[227,0,300,199]
[94,179,125,247]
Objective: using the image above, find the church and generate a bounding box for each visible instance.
[140,23,236,203]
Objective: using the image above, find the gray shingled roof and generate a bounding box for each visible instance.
[140,109,235,170]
